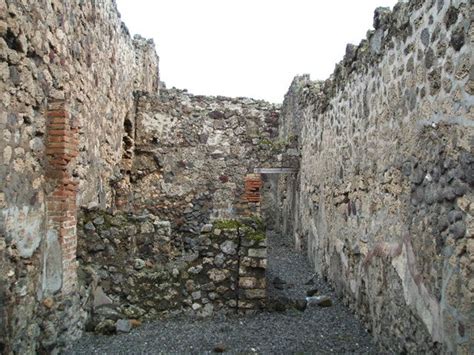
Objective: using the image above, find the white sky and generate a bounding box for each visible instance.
[116,0,399,103]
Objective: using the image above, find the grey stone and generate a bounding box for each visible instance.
[208,269,228,282]
[140,221,155,234]
[116,319,132,333]
[248,248,266,258]
[199,303,214,317]
[191,303,202,311]
[214,253,225,267]
[201,224,213,233]
[424,48,435,69]
[9,66,20,85]
[134,258,145,270]
[448,210,463,223]
[121,305,146,318]
[188,265,203,274]
[421,28,430,46]
[84,222,96,231]
[450,26,464,51]
[306,295,332,307]
[93,216,105,225]
[220,240,237,255]
[449,221,466,239]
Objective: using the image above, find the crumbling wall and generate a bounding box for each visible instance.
[114,88,281,235]
[0,0,158,353]
[77,209,267,332]
[277,0,472,353]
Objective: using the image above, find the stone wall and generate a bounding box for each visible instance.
[114,88,281,235]
[277,0,472,353]
[77,210,267,333]
[0,0,159,352]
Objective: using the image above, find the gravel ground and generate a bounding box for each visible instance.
[68,232,376,354]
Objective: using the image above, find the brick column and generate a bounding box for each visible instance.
[242,173,263,216]
[45,100,79,294]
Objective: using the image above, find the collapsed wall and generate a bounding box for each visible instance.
[277,0,472,353]
[0,0,158,353]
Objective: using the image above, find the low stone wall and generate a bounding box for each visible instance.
[77,210,267,333]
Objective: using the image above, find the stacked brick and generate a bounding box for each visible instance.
[236,173,263,216]
[45,100,79,294]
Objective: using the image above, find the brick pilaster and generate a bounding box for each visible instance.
[240,173,263,216]
[45,100,79,294]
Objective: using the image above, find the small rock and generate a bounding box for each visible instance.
[306,288,319,297]
[93,216,105,225]
[105,244,116,256]
[92,286,113,308]
[91,243,105,252]
[214,253,225,267]
[266,298,289,312]
[214,343,226,353]
[208,268,228,282]
[121,305,146,318]
[188,265,203,274]
[306,295,332,307]
[294,299,307,312]
[140,221,155,234]
[42,297,54,309]
[95,319,116,335]
[134,258,145,270]
[116,319,132,333]
[84,222,96,231]
[95,305,121,320]
[201,224,213,233]
[200,303,214,317]
[130,319,141,328]
[272,277,286,285]
[220,240,237,255]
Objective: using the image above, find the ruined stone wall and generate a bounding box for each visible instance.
[277,0,472,353]
[115,88,280,235]
[0,0,159,352]
[77,210,267,333]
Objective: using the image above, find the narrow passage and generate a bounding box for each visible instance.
[70,232,375,354]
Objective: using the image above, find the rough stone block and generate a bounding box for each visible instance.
[244,289,266,299]
[247,248,267,258]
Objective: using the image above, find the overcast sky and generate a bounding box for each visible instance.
[116,0,399,103]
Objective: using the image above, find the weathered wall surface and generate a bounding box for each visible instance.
[277,0,472,353]
[77,210,267,333]
[114,88,281,235]
[0,0,158,353]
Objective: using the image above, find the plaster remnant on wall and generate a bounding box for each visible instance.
[41,230,62,295]
[1,206,42,258]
